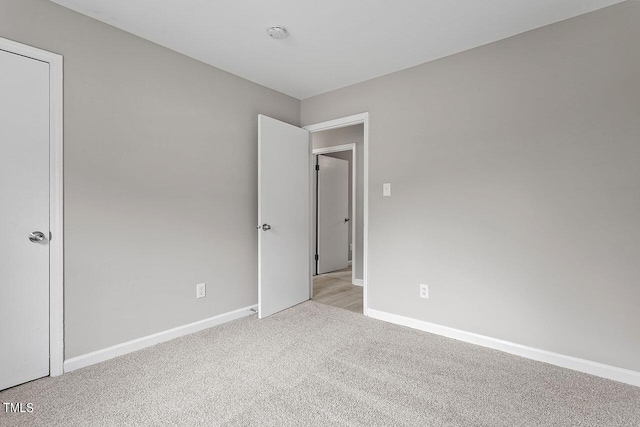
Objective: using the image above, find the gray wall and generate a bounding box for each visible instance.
[301,1,640,372]
[0,0,299,358]
[313,125,365,280]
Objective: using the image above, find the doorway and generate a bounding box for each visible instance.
[257,113,368,319]
[306,120,367,314]
[315,152,351,275]
[0,37,64,389]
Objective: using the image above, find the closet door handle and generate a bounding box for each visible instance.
[29,231,45,243]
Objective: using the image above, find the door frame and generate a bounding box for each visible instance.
[313,144,357,285]
[0,37,64,377]
[304,113,369,316]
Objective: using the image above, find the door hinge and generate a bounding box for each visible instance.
[315,164,319,171]
[49,231,52,241]
[314,254,319,261]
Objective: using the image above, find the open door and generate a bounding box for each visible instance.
[258,115,310,318]
[317,155,349,274]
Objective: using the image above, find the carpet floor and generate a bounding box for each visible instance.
[1,301,639,426]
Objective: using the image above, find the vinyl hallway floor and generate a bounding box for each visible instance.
[312,266,363,314]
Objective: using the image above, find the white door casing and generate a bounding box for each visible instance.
[312,143,357,285]
[0,49,51,390]
[0,37,64,380]
[258,115,311,318]
[317,155,349,274]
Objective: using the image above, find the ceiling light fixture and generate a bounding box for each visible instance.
[267,26,288,40]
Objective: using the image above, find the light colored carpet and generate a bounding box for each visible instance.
[1,301,639,426]
[313,267,363,313]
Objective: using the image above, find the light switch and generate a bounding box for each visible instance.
[383,183,391,197]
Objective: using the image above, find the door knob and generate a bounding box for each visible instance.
[344,218,350,222]
[260,224,271,231]
[29,231,45,243]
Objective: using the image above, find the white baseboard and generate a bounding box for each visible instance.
[352,279,364,286]
[64,304,257,373]
[368,309,640,388]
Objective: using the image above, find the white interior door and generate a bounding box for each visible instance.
[0,49,50,390]
[317,155,349,274]
[258,115,310,318]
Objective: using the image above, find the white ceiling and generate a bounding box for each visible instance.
[51,0,624,100]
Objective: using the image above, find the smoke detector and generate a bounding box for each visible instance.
[267,26,288,40]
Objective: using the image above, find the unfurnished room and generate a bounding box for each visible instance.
[1,0,639,425]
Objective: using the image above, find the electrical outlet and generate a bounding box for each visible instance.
[420,284,429,299]
[196,283,206,299]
